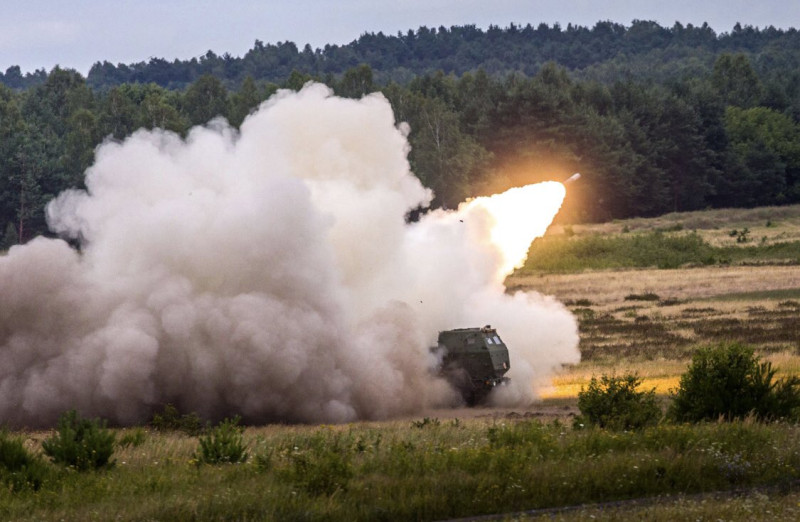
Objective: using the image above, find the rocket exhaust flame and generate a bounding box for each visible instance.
[459,182,567,279]
[0,84,579,427]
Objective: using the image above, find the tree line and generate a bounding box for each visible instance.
[3,20,798,90]
[1,21,800,247]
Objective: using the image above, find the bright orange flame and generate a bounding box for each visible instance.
[461,181,566,277]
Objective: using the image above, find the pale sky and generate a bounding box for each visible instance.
[2,0,798,75]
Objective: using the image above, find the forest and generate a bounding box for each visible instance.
[1,20,800,246]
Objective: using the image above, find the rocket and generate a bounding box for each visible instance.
[564,173,581,184]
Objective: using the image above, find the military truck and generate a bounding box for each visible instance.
[435,325,510,405]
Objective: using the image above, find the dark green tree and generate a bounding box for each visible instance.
[711,53,764,108]
[64,108,99,179]
[284,69,315,91]
[137,85,186,132]
[336,64,375,98]
[721,106,800,204]
[182,74,229,126]
[386,86,490,208]
[98,85,138,139]
[15,69,96,239]
[0,85,25,243]
[229,76,262,127]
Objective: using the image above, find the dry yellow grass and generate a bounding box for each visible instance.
[540,375,682,400]
[513,265,800,306]
[551,203,800,243]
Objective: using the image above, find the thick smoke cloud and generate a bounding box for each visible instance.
[0,84,579,427]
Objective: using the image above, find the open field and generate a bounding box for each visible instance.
[510,264,800,398]
[508,205,800,400]
[3,206,800,520]
[3,420,800,521]
[550,204,800,247]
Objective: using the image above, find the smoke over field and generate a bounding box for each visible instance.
[0,84,579,427]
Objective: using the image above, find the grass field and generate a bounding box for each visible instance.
[3,420,800,521]
[3,205,800,520]
[510,205,800,401]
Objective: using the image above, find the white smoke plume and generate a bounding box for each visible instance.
[0,83,579,427]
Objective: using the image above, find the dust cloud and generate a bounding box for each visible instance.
[0,83,579,427]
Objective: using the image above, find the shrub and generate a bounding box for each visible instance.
[669,342,800,422]
[150,404,205,436]
[42,410,115,471]
[0,431,49,491]
[574,374,661,430]
[194,417,248,465]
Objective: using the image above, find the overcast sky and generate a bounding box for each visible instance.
[2,0,798,75]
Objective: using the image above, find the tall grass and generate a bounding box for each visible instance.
[521,231,800,273]
[1,420,799,521]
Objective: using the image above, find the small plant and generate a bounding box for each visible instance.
[411,417,441,429]
[624,292,660,301]
[254,449,273,471]
[0,431,49,491]
[669,342,800,422]
[735,228,750,243]
[574,373,661,431]
[194,416,248,465]
[42,410,116,471]
[150,404,205,436]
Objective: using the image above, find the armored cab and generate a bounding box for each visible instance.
[436,325,510,405]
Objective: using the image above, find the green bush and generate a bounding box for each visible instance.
[42,410,116,471]
[194,417,248,465]
[150,404,205,436]
[0,430,49,491]
[669,342,800,422]
[574,374,662,430]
